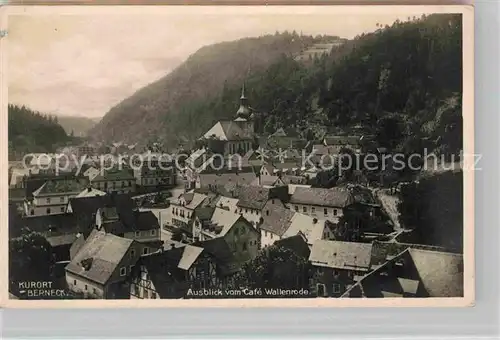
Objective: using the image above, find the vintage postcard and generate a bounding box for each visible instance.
[1,4,474,308]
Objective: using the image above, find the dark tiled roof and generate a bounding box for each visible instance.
[194,238,240,276]
[274,234,311,259]
[46,233,79,247]
[92,169,135,182]
[259,205,295,236]
[290,187,354,208]
[309,240,373,271]
[280,175,308,185]
[33,179,86,196]
[236,186,271,210]
[69,194,136,217]
[15,214,78,237]
[66,230,133,285]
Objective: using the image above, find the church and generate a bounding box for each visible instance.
[201,84,258,156]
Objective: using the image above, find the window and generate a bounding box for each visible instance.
[128,181,132,186]
[60,207,65,212]
[84,284,88,291]
[130,265,135,272]
[46,208,51,214]
[120,267,126,276]
[60,197,64,203]
[46,198,51,204]
[143,247,149,255]
[271,199,275,204]
[324,208,328,216]
[151,229,156,236]
[30,210,34,216]
[311,207,315,214]
[93,288,97,294]
[135,231,140,237]
[295,206,298,212]
[265,231,268,237]
[73,280,76,285]
[333,209,338,216]
[152,292,157,299]
[130,249,136,258]
[242,243,247,251]
[266,210,269,216]
[303,207,307,213]
[121,181,125,187]
[333,283,341,293]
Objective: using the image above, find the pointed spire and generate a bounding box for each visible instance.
[240,83,247,100]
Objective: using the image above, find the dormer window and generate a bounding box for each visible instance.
[120,267,126,276]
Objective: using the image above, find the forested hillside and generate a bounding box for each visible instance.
[91,14,462,157]
[90,32,339,147]
[56,115,101,137]
[8,104,70,158]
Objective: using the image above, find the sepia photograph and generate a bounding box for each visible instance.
[3,5,474,306]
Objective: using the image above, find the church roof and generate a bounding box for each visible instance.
[203,120,253,141]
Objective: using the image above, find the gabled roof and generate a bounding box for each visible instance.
[66,230,134,285]
[309,240,373,271]
[290,187,355,208]
[194,238,240,276]
[179,192,209,210]
[342,248,463,298]
[282,214,330,245]
[259,205,295,236]
[274,234,311,259]
[76,187,106,198]
[236,186,272,210]
[408,248,463,297]
[32,179,86,197]
[203,120,253,141]
[68,193,136,217]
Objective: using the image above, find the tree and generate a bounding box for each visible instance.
[239,245,310,290]
[9,231,55,295]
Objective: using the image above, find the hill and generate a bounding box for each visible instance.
[91,14,462,157]
[8,104,71,159]
[89,32,340,148]
[56,116,101,137]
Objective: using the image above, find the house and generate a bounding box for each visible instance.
[65,229,141,299]
[130,237,241,299]
[289,187,355,222]
[342,248,464,298]
[130,244,208,299]
[133,152,176,192]
[67,193,136,237]
[24,178,87,217]
[235,185,288,227]
[90,168,136,194]
[14,213,79,261]
[201,85,257,156]
[274,233,311,260]
[169,192,210,230]
[196,166,257,189]
[192,207,260,265]
[259,205,337,248]
[308,240,373,297]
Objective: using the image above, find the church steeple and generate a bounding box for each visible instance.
[236,83,250,119]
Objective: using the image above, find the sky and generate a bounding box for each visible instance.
[8,6,441,119]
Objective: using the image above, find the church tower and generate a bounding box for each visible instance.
[234,83,254,136]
